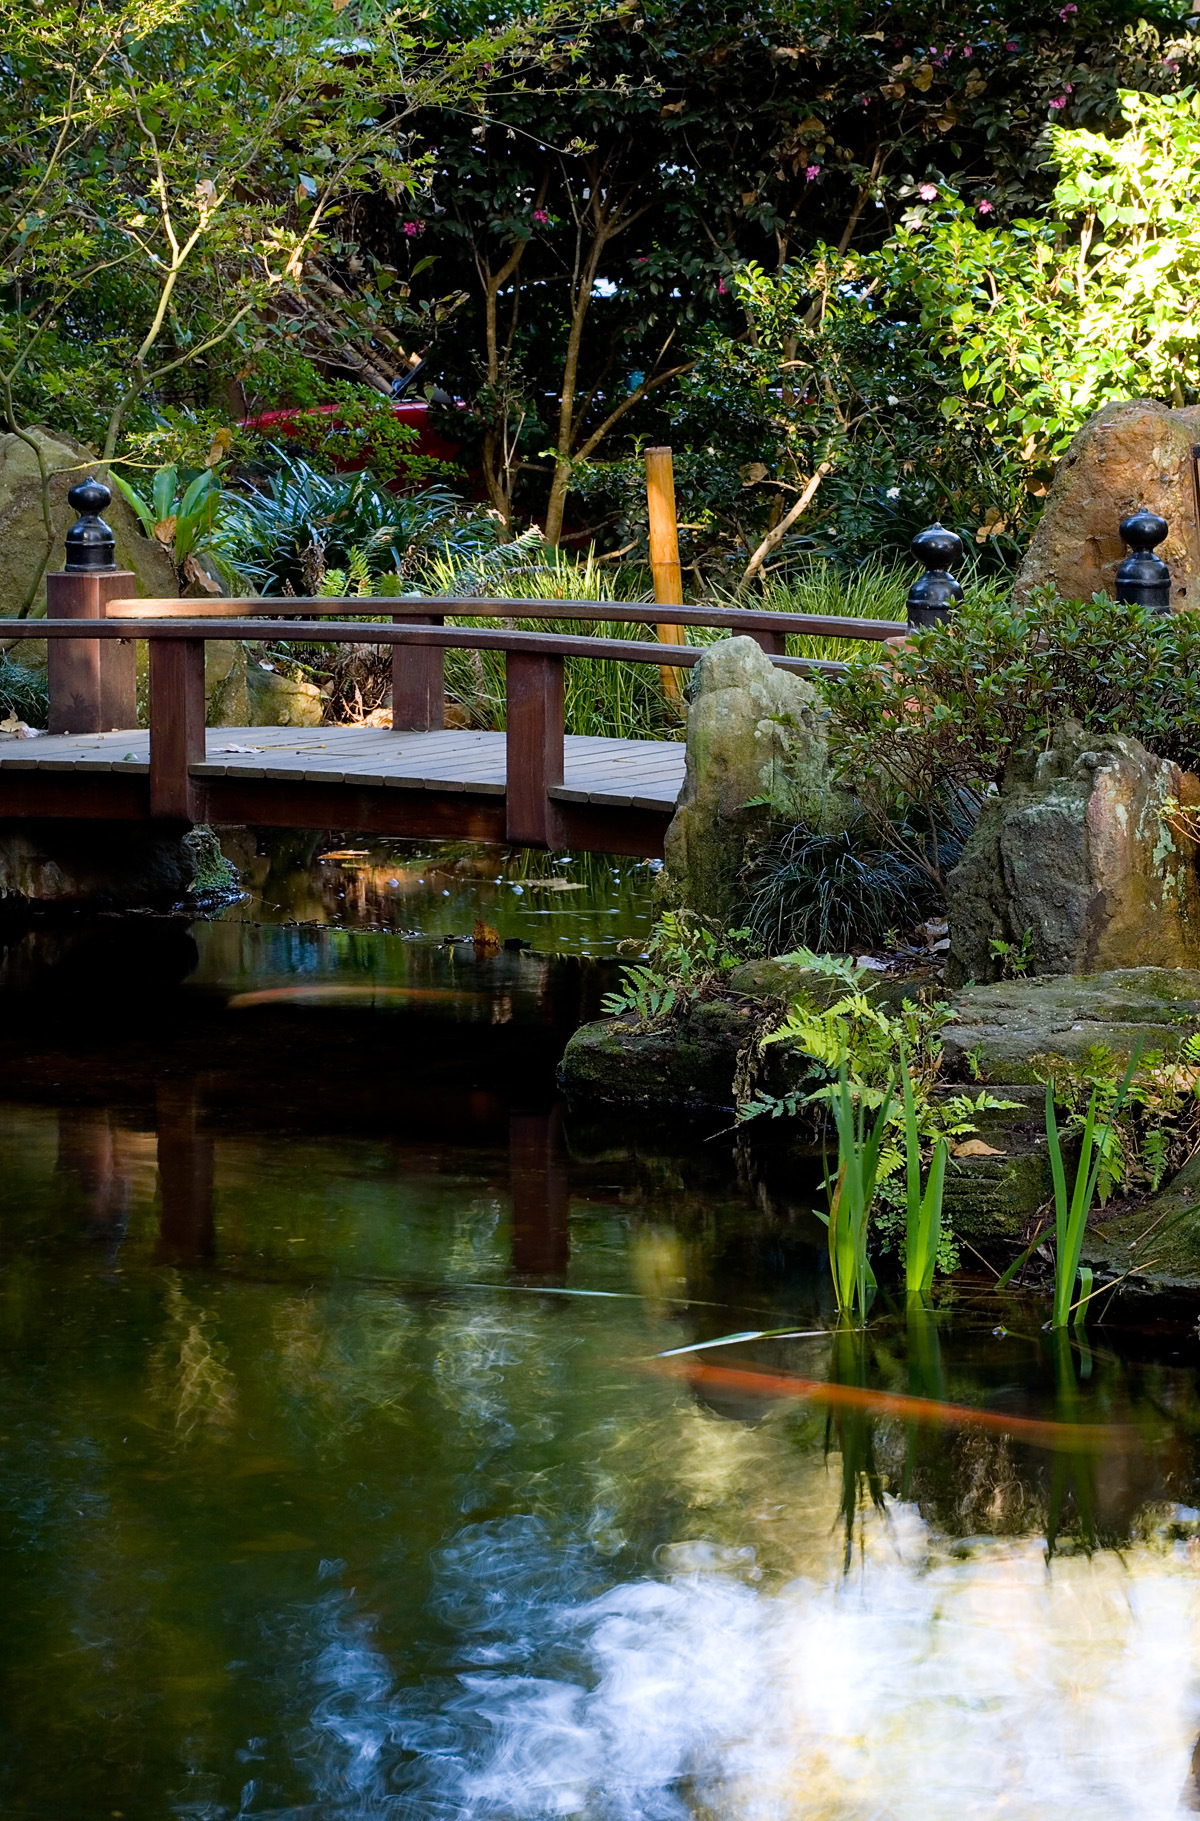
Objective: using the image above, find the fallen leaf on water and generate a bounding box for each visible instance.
[472,918,501,955]
[952,1139,1005,1157]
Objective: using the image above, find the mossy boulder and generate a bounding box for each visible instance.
[0,818,238,908]
[1082,1155,1200,1295]
[942,967,1200,1084]
[560,1000,760,1111]
[246,664,324,728]
[946,722,1200,985]
[660,636,852,922]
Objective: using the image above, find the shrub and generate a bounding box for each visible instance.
[820,590,1200,886]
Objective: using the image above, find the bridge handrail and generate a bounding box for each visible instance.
[101,594,906,643]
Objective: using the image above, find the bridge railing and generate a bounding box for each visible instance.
[102,591,906,729]
[3,614,884,841]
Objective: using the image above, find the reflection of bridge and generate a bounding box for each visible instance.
[0,489,904,857]
[58,1088,572,1281]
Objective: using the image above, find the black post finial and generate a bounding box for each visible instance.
[906,522,964,630]
[64,476,117,573]
[1116,510,1171,614]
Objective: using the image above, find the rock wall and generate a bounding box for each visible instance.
[946,723,1200,983]
[660,635,852,921]
[1014,399,1200,609]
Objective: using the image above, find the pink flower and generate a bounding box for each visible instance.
[1048,95,1067,108]
[1058,4,1077,14]
[532,209,549,224]
[962,44,972,56]
[402,220,425,236]
[718,278,727,294]
[805,163,820,181]
[918,182,938,200]
[636,256,648,263]
[1006,40,1018,49]
[977,198,994,213]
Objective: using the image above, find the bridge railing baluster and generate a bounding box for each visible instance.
[148,636,205,819]
[505,651,565,845]
[392,607,444,730]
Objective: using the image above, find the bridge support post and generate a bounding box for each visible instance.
[509,1109,569,1281]
[46,478,136,735]
[392,611,444,729]
[505,651,564,846]
[148,637,206,819]
[747,628,785,657]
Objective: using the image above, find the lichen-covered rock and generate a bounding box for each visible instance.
[946,722,1200,984]
[660,636,851,921]
[943,967,1200,1085]
[560,1000,759,1110]
[1014,398,1200,610]
[206,640,249,726]
[0,427,176,632]
[246,664,324,727]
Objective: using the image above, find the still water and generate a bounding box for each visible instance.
[3,837,1200,1820]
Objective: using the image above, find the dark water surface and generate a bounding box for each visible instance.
[4,838,1200,1820]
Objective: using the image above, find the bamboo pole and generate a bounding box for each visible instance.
[644,445,686,702]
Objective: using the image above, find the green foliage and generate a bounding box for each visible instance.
[113,465,226,585]
[1046,1052,1138,1330]
[601,913,749,1021]
[821,589,1200,886]
[988,928,1033,979]
[0,660,48,729]
[1035,1036,1200,1202]
[275,381,453,489]
[216,451,494,594]
[894,91,1200,468]
[821,1059,895,1321]
[903,1054,948,1303]
[739,820,948,955]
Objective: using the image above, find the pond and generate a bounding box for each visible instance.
[2,835,1200,1820]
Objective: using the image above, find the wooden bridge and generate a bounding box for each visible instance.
[0,514,905,857]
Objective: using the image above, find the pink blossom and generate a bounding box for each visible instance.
[402,220,425,236]
[918,182,938,201]
[1058,4,1077,14]
[977,198,994,213]
[1006,40,1018,49]
[718,278,727,294]
[532,209,549,224]
[636,256,648,263]
[962,44,972,56]
[805,163,820,181]
[1048,95,1067,108]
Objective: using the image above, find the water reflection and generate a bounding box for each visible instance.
[5,847,1200,1816]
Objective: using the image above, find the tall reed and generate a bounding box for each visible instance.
[901,1054,948,1301]
[1045,1050,1138,1328]
[823,1061,894,1321]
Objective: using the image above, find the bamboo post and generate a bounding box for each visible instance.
[644,446,686,702]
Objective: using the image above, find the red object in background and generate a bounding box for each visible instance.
[238,400,475,492]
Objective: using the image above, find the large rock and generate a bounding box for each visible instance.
[946,722,1200,984]
[246,663,324,727]
[0,426,176,630]
[942,967,1200,1085]
[660,636,851,920]
[0,819,238,908]
[1014,399,1200,609]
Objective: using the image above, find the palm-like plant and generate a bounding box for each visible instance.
[113,465,226,589]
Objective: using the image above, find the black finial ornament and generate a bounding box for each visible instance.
[63,477,117,573]
[1115,510,1171,613]
[906,522,964,630]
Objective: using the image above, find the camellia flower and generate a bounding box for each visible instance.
[718,278,727,294]
[962,44,972,56]
[402,220,425,236]
[532,209,549,224]
[1058,4,1077,15]
[978,198,994,213]
[1048,95,1067,108]
[1006,39,1018,49]
[918,182,938,201]
[805,164,820,181]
